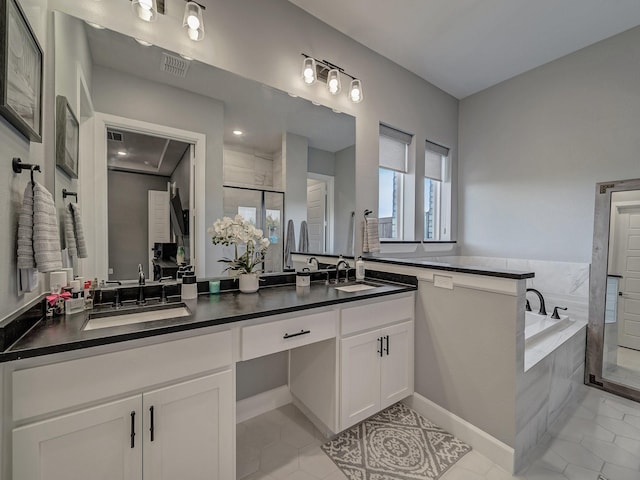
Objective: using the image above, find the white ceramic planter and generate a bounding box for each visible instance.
[238,273,259,293]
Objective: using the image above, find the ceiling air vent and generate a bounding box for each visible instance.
[107,130,124,142]
[161,53,190,78]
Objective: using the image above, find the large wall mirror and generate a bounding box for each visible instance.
[587,177,640,402]
[53,11,355,282]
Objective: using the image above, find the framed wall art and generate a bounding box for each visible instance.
[56,95,79,178]
[0,0,43,142]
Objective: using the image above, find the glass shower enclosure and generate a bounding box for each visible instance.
[222,186,284,273]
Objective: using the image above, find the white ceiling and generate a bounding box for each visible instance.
[289,0,640,99]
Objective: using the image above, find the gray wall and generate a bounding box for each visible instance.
[283,133,309,237]
[91,65,225,275]
[308,147,335,177]
[334,145,356,255]
[170,148,190,210]
[107,171,169,280]
[0,1,52,320]
[459,25,640,263]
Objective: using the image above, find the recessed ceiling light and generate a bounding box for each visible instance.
[311,101,321,106]
[232,130,243,136]
[135,38,153,47]
[144,161,150,165]
[117,151,127,156]
[180,53,194,61]
[85,21,105,29]
[332,108,341,114]
[288,93,298,98]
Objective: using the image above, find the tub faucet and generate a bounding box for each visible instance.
[138,264,146,285]
[526,288,547,316]
[307,257,319,270]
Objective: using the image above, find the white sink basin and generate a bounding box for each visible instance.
[334,284,378,293]
[84,305,191,331]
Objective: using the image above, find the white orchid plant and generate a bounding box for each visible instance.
[208,215,271,275]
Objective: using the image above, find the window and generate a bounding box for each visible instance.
[379,125,412,240]
[424,140,451,241]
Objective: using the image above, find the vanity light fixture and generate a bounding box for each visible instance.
[302,57,317,85]
[183,1,205,41]
[232,130,243,136]
[349,79,363,104]
[131,0,158,22]
[117,151,128,157]
[301,54,363,103]
[326,69,341,95]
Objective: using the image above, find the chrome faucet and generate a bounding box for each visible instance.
[137,264,147,306]
[307,257,319,270]
[336,259,350,284]
[526,288,547,316]
[138,264,146,285]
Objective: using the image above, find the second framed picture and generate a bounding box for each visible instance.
[56,95,79,178]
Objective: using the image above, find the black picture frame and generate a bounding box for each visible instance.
[0,0,43,142]
[55,95,79,178]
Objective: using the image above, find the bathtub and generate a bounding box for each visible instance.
[525,311,572,344]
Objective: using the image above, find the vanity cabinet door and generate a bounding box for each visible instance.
[380,320,414,410]
[340,329,382,429]
[13,395,142,480]
[143,369,234,480]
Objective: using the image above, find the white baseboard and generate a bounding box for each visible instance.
[404,393,515,473]
[236,385,292,423]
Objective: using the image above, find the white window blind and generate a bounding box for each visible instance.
[424,140,450,181]
[379,124,411,173]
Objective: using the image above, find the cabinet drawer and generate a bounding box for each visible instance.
[13,330,232,422]
[341,294,414,336]
[242,309,337,360]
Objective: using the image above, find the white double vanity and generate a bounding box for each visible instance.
[4,289,415,479]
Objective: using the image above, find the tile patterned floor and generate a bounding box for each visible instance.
[237,385,640,480]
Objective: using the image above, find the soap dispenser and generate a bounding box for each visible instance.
[355,256,365,281]
[181,272,198,300]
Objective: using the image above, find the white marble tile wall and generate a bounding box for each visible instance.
[224,148,275,188]
[515,328,586,471]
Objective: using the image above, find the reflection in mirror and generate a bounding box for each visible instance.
[602,189,640,390]
[53,11,355,279]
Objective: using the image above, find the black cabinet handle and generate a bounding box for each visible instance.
[384,335,389,356]
[130,411,136,448]
[283,329,311,339]
[378,337,383,357]
[149,406,155,442]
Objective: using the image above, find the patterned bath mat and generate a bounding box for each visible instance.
[322,402,471,479]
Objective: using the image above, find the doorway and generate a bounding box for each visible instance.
[307,173,334,254]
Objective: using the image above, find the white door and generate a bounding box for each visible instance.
[13,396,142,480]
[340,330,381,429]
[380,321,414,409]
[618,206,640,350]
[143,370,234,480]
[148,190,170,276]
[307,179,326,253]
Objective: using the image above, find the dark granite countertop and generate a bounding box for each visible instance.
[364,257,535,280]
[1,277,416,362]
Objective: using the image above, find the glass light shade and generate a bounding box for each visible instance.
[302,57,317,85]
[349,79,363,103]
[131,0,158,22]
[327,69,341,95]
[183,2,205,41]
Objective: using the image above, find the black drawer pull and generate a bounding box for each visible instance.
[384,335,389,355]
[283,329,311,339]
[130,411,136,448]
[149,406,155,442]
[378,337,383,357]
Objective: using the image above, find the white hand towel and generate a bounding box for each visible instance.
[362,217,380,253]
[64,205,77,258]
[284,219,296,269]
[17,182,63,273]
[70,203,88,258]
